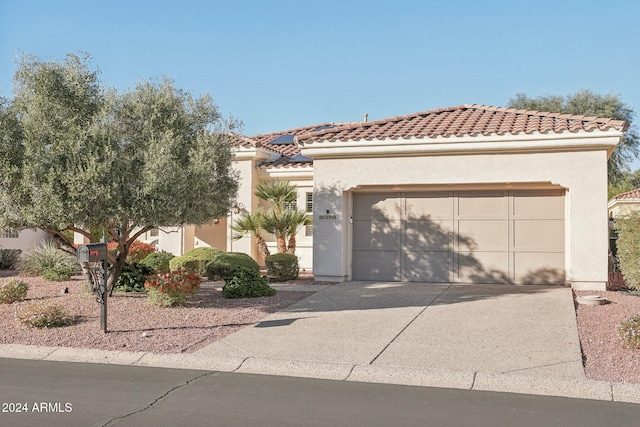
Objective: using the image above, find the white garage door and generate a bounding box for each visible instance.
[352,190,565,284]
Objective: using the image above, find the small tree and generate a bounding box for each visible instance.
[615,211,640,291]
[231,209,271,259]
[251,181,311,254]
[0,52,239,290]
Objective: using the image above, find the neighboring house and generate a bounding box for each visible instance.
[608,188,640,219]
[155,104,626,291]
[0,228,50,253]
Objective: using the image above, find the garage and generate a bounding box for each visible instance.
[352,190,565,284]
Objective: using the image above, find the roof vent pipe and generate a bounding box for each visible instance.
[363,113,368,122]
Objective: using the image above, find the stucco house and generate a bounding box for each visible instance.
[153,104,627,291]
[608,188,640,219]
[0,228,50,253]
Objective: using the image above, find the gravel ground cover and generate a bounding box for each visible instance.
[1,270,639,384]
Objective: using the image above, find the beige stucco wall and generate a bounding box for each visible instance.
[309,149,609,290]
[1,229,50,254]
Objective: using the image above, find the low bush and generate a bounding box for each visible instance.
[145,268,202,307]
[16,303,76,328]
[169,247,222,276]
[206,252,260,281]
[265,253,299,282]
[222,268,276,299]
[615,212,640,291]
[140,252,174,274]
[107,240,156,263]
[41,264,76,282]
[114,262,156,292]
[618,315,640,350]
[0,279,29,304]
[0,248,21,270]
[19,241,78,278]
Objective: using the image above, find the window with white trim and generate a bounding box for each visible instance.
[306,192,313,213]
[283,200,298,211]
[0,229,19,239]
[305,223,313,237]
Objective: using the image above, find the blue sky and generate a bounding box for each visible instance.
[1,0,639,142]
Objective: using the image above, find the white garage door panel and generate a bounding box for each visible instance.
[406,194,452,220]
[405,251,451,282]
[513,219,564,252]
[457,193,508,219]
[353,250,398,281]
[457,220,508,251]
[352,220,400,250]
[353,193,400,220]
[456,251,510,284]
[352,190,565,284]
[514,252,565,285]
[405,220,452,250]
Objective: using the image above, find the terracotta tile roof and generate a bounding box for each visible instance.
[238,123,334,169]
[611,188,640,201]
[295,104,629,143]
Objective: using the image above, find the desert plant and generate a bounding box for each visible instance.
[222,268,276,299]
[108,240,156,263]
[265,253,299,282]
[0,279,29,304]
[618,314,640,349]
[114,262,156,292]
[615,212,640,291]
[41,264,76,281]
[19,241,78,278]
[145,268,202,307]
[206,252,260,281]
[140,252,175,274]
[16,303,76,328]
[168,247,222,276]
[0,248,21,270]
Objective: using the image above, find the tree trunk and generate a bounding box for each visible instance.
[287,235,296,255]
[276,236,287,253]
[256,236,271,259]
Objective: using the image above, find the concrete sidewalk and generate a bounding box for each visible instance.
[2,281,640,404]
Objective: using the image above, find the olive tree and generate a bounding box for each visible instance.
[508,90,638,184]
[0,53,239,289]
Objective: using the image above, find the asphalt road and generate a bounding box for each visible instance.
[1,358,639,427]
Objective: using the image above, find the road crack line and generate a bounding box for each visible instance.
[100,371,216,426]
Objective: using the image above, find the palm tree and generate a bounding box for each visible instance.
[286,210,312,254]
[231,209,270,259]
[254,181,311,254]
[255,181,297,213]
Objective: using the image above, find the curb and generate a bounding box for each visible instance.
[2,344,639,405]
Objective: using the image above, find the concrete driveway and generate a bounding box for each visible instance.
[196,281,585,381]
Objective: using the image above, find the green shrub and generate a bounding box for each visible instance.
[19,241,78,278]
[222,268,276,299]
[169,247,222,276]
[140,252,175,274]
[615,212,640,291]
[206,252,260,281]
[0,279,29,304]
[114,262,156,292]
[41,264,76,281]
[16,303,76,328]
[265,253,299,282]
[0,249,21,270]
[618,315,640,349]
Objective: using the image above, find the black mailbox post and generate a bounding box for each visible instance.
[77,239,108,333]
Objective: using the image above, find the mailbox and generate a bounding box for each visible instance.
[77,243,107,262]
